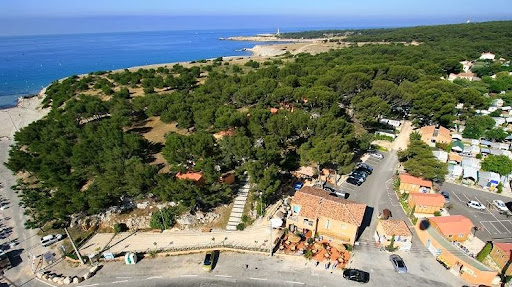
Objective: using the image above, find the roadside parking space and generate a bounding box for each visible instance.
[448,188,512,241]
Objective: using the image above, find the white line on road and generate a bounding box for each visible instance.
[285,281,305,285]
[146,276,163,279]
[116,277,132,279]
[249,277,268,281]
[180,275,198,277]
[112,280,128,284]
[79,284,99,287]
[35,278,57,287]
[215,275,232,278]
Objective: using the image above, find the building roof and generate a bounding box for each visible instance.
[378,219,412,237]
[295,166,315,177]
[399,173,433,188]
[176,171,204,182]
[429,215,474,236]
[494,242,512,259]
[449,152,462,163]
[409,193,446,207]
[291,186,367,226]
[463,166,479,180]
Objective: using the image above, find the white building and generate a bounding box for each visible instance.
[492,98,504,108]
[460,60,473,73]
[479,52,496,61]
[448,72,480,82]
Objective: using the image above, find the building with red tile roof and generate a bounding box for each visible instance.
[176,171,205,185]
[375,219,413,250]
[399,173,433,194]
[490,242,512,276]
[419,125,452,147]
[287,186,367,245]
[408,193,445,214]
[429,215,474,242]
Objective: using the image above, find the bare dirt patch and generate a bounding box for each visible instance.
[142,117,188,144]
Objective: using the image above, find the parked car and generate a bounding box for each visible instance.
[40,234,63,247]
[440,191,450,203]
[293,182,304,191]
[493,199,508,212]
[343,268,370,283]
[350,170,368,180]
[506,201,512,212]
[389,254,407,274]
[203,251,214,271]
[369,152,384,159]
[355,163,373,174]
[467,200,486,210]
[347,177,363,186]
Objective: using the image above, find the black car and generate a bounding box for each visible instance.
[506,201,512,212]
[343,268,370,283]
[352,169,370,178]
[347,177,363,186]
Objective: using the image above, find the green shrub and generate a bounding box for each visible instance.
[113,223,127,234]
[304,249,313,260]
[236,223,245,231]
[497,182,503,194]
[434,211,441,216]
[344,244,353,252]
[476,242,492,262]
[375,134,395,142]
[241,214,250,223]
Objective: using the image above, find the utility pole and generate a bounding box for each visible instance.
[64,227,85,265]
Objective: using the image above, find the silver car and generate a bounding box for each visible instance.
[389,254,407,274]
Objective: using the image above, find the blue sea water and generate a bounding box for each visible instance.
[0,28,288,108]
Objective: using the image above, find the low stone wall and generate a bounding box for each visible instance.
[36,265,102,285]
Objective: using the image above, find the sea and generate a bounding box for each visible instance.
[0,28,299,108]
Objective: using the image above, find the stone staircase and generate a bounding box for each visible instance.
[226,180,250,231]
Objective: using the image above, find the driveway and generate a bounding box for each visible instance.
[442,182,512,242]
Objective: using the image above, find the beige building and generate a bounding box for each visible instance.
[408,193,445,215]
[287,187,366,245]
[399,173,433,194]
[375,219,413,250]
[419,125,452,147]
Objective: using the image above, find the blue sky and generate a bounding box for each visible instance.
[1,0,511,35]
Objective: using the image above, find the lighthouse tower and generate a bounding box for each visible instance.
[276,28,280,36]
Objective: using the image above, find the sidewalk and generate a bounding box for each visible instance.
[80,218,279,256]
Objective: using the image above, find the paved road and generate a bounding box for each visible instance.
[15,251,466,287]
[442,182,512,242]
[0,138,44,285]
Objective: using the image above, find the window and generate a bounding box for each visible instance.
[325,220,331,229]
[293,205,300,213]
[448,234,453,238]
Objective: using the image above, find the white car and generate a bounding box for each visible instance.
[493,199,509,212]
[467,200,486,210]
[370,152,384,159]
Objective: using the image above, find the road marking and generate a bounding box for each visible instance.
[112,280,128,284]
[79,284,99,287]
[35,279,57,287]
[116,277,132,279]
[286,281,305,285]
[215,275,232,278]
[481,221,501,234]
[477,196,512,234]
[180,275,198,277]
[147,276,163,279]
[250,277,268,281]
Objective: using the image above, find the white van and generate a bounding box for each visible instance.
[40,234,63,247]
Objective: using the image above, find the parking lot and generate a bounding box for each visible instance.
[337,154,386,202]
[442,182,512,242]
